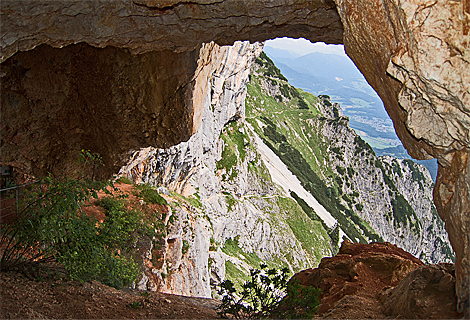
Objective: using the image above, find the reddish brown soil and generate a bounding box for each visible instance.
[0,271,220,319]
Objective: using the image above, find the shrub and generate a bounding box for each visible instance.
[297,97,309,109]
[116,176,133,185]
[217,264,321,319]
[279,278,322,318]
[336,166,346,175]
[354,135,374,155]
[0,174,157,289]
[0,175,108,276]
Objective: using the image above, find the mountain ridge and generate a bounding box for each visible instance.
[119,43,453,298]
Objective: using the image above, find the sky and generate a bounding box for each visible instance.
[265,37,347,57]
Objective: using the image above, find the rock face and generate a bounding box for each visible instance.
[334,1,469,313]
[1,0,469,313]
[246,54,453,264]
[122,41,334,297]
[0,42,242,179]
[293,241,462,319]
[294,240,423,317]
[122,47,453,301]
[383,263,462,319]
[0,0,342,63]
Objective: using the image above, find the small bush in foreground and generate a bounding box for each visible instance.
[217,264,321,319]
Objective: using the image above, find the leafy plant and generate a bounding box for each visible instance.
[278,278,322,318]
[0,171,159,289]
[217,264,321,319]
[77,149,104,181]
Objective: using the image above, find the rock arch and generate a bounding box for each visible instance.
[1,0,468,313]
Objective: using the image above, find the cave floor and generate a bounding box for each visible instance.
[0,271,220,319]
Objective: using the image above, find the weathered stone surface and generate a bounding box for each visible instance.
[334,0,469,161]
[433,149,470,315]
[383,263,462,319]
[294,243,461,318]
[0,0,342,63]
[121,41,330,296]
[1,43,203,178]
[292,240,423,317]
[0,41,246,179]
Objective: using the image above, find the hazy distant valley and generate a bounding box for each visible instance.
[263,44,438,180]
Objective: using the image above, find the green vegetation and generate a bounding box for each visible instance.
[224,192,237,212]
[290,191,328,231]
[222,237,262,268]
[116,176,133,185]
[391,193,421,233]
[0,173,157,289]
[376,160,422,234]
[434,237,455,263]
[77,149,104,181]
[243,49,447,265]
[247,156,272,183]
[255,52,287,81]
[216,121,250,181]
[259,118,367,243]
[277,197,331,263]
[217,264,321,319]
[336,166,346,175]
[328,224,340,254]
[354,135,374,155]
[169,190,203,209]
[133,184,168,205]
[404,159,426,188]
[245,53,424,247]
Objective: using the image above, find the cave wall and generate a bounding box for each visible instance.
[0,0,469,314]
[1,42,212,179]
[0,0,342,62]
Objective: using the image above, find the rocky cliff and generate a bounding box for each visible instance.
[245,53,452,264]
[119,46,453,299]
[121,41,333,297]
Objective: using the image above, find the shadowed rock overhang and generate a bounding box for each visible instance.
[0,0,469,315]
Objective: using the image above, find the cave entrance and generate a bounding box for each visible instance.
[1,0,468,313]
[116,38,454,299]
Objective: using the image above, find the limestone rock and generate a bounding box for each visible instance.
[120,41,334,296]
[249,56,453,264]
[334,1,469,310]
[0,0,342,63]
[0,42,231,179]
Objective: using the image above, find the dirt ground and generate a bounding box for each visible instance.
[0,271,221,319]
